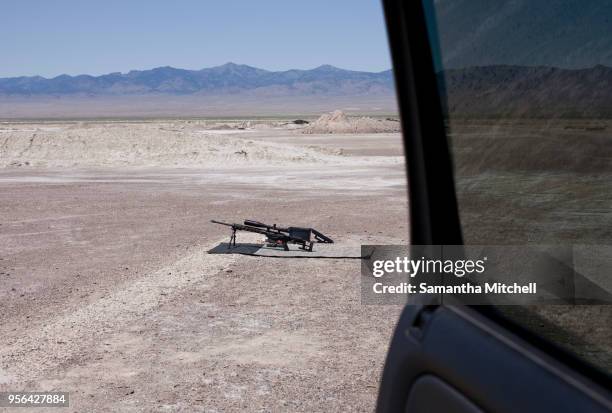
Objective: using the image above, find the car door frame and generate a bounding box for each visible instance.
[377,0,612,411]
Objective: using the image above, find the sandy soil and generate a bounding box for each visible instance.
[0,121,408,412]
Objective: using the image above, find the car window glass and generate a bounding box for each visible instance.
[424,0,612,375]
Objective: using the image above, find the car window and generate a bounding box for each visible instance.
[423,0,612,374]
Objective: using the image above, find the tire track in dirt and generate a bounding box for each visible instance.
[0,239,235,387]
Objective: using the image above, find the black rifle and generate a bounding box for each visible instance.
[211,219,333,251]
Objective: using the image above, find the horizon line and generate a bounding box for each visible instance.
[4,62,612,81]
[0,63,394,81]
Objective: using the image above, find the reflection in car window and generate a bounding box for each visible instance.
[425,0,612,374]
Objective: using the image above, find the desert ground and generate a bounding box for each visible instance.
[3,115,611,411]
[0,114,408,411]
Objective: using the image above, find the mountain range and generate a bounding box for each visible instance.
[5,0,612,117]
[439,64,612,118]
[0,63,394,97]
[4,62,612,118]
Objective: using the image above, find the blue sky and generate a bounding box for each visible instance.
[2,0,392,78]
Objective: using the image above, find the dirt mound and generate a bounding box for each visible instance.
[0,122,344,168]
[304,110,400,134]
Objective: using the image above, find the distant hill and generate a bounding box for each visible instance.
[425,0,612,117]
[0,63,394,97]
[440,65,612,118]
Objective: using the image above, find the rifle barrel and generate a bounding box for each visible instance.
[212,220,274,236]
[244,219,289,233]
[211,220,234,227]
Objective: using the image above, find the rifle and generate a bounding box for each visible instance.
[211,219,333,251]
